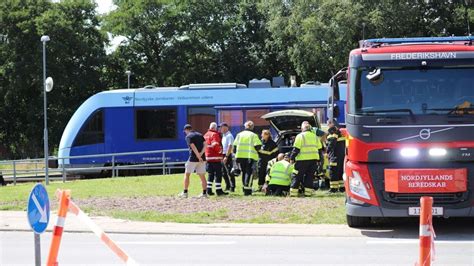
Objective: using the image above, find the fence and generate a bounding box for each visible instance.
[0,148,189,185]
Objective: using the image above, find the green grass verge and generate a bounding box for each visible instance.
[0,174,198,208]
[0,174,346,224]
[110,209,231,224]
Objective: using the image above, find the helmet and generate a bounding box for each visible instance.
[230,167,241,176]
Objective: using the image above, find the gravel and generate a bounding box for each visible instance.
[74,196,343,222]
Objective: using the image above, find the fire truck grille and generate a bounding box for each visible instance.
[382,192,467,205]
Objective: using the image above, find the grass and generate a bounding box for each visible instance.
[0,174,346,224]
[0,174,189,207]
[0,160,44,171]
[110,209,231,224]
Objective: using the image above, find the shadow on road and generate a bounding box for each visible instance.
[359,217,474,240]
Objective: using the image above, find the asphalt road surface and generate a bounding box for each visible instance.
[1,228,473,265]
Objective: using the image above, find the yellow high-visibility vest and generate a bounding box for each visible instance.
[233,130,262,160]
[268,160,293,186]
[293,130,321,161]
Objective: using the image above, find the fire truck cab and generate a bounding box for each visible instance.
[341,36,474,227]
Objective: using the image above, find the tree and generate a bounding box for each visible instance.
[104,0,278,88]
[0,0,107,158]
[261,0,474,82]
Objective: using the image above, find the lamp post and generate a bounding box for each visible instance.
[125,70,131,89]
[362,22,366,40]
[41,35,53,185]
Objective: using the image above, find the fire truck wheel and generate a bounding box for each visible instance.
[346,214,371,228]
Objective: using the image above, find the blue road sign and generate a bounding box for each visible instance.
[27,183,50,234]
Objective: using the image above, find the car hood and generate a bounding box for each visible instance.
[261,110,319,134]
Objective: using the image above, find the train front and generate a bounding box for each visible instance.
[344,37,474,226]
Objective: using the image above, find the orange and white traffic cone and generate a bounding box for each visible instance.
[47,189,71,266]
[418,196,435,266]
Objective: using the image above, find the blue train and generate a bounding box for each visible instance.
[57,80,346,170]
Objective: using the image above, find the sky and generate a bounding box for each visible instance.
[94,0,125,53]
[52,0,123,52]
[95,0,115,14]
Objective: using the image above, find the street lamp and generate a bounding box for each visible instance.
[41,35,53,185]
[125,70,131,89]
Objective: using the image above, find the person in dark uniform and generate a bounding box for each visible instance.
[0,172,5,186]
[257,129,278,191]
[326,119,346,193]
[233,121,262,196]
[290,121,322,197]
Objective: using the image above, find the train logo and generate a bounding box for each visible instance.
[122,96,133,104]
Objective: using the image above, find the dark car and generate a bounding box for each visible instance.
[261,110,321,153]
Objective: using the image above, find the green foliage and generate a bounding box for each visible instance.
[0,0,107,158]
[103,0,278,88]
[0,0,473,158]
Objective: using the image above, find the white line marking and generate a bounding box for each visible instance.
[117,241,236,245]
[367,240,474,245]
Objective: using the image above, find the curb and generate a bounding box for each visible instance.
[0,228,352,238]
[0,227,360,237]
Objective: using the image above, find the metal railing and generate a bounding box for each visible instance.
[0,148,189,185]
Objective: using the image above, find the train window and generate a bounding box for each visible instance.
[136,108,177,140]
[73,110,104,147]
[219,110,244,131]
[187,107,216,134]
[245,109,270,135]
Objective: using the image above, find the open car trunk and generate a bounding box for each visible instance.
[261,110,320,153]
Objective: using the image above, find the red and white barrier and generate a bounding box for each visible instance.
[47,190,70,266]
[417,196,436,266]
[68,200,138,266]
[47,189,138,266]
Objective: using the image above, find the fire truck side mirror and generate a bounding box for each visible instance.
[366,68,384,84]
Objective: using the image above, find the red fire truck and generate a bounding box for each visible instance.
[334,36,474,227]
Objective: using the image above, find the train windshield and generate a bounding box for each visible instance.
[352,67,474,115]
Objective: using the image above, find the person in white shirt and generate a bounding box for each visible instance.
[220,122,235,192]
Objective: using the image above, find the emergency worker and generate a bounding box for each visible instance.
[220,122,235,192]
[263,153,293,196]
[290,121,322,197]
[326,119,346,193]
[257,129,278,191]
[204,122,228,196]
[266,153,284,175]
[233,121,262,196]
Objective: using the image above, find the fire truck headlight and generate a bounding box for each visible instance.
[349,171,370,200]
[429,148,447,157]
[400,148,419,158]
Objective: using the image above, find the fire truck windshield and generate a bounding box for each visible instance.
[352,67,474,116]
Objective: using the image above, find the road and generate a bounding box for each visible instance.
[1,230,473,265]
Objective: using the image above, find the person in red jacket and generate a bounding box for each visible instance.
[204,122,228,196]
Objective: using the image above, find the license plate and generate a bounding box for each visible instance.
[408,207,443,216]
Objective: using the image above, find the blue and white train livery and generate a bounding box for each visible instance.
[58,81,346,169]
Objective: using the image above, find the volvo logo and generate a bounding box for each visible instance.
[396,127,454,142]
[419,129,431,140]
